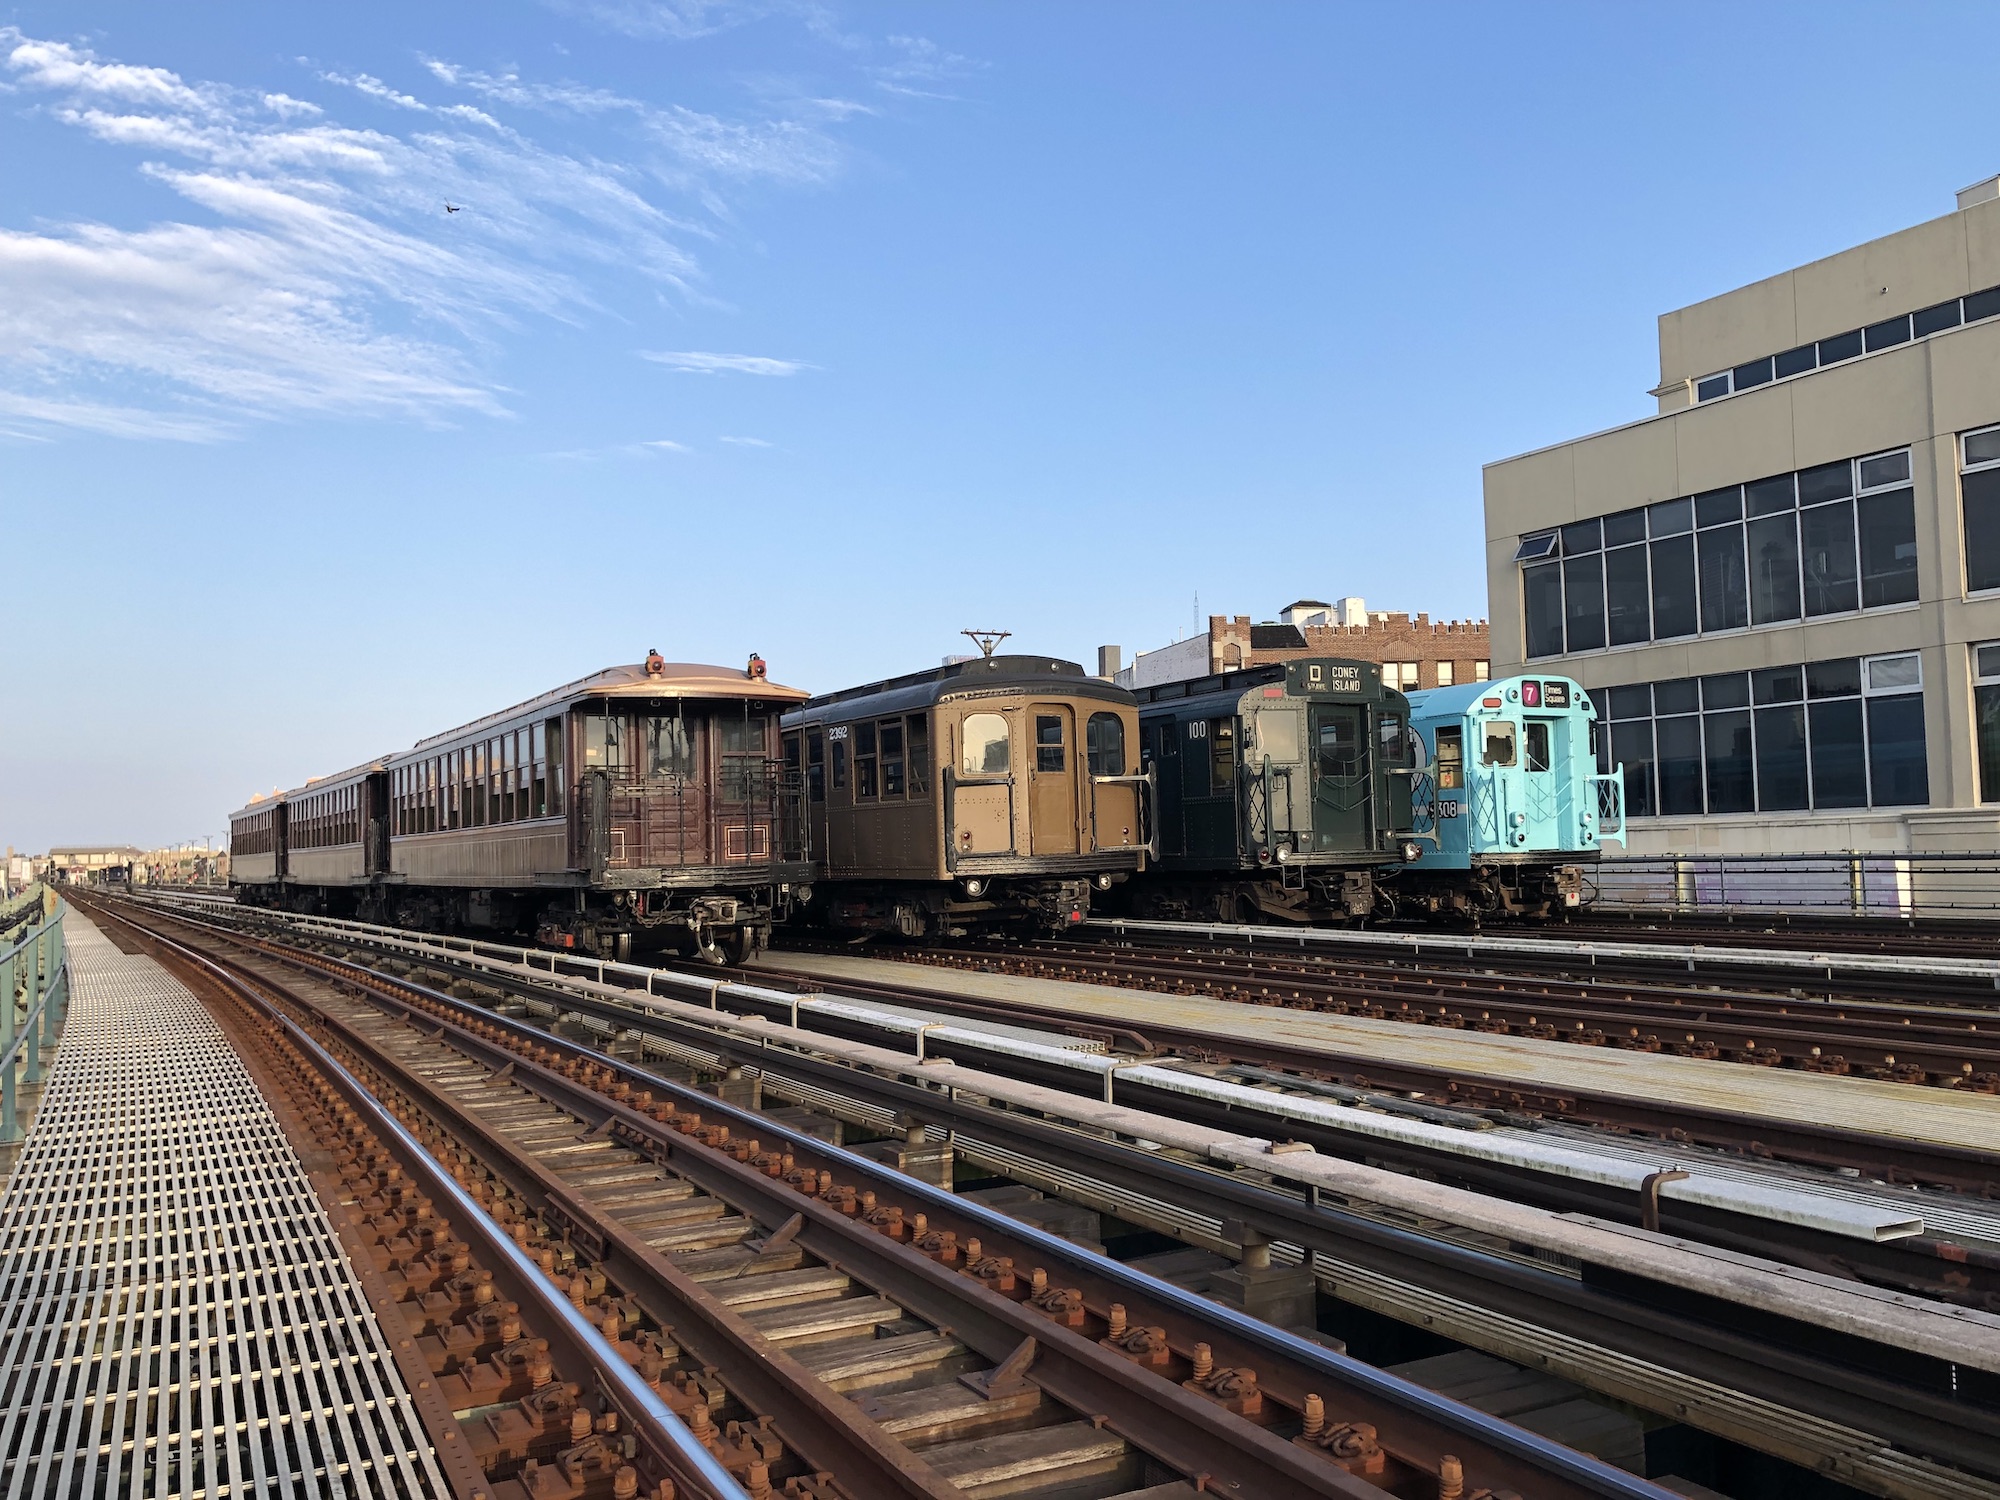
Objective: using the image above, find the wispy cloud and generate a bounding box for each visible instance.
[0,28,855,440]
[718,433,772,447]
[537,0,773,41]
[641,350,809,375]
[544,435,691,459]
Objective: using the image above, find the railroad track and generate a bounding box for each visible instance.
[87,894,1667,1500]
[832,932,2000,1094]
[1544,912,2000,961]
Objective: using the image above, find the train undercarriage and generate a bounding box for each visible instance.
[814,874,1117,940]
[1383,860,1587,922]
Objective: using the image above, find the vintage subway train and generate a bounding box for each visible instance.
[1118,659,1420,922]
[231,653,810,962]
[782,653,1154,937]
[1385,673,1625,919]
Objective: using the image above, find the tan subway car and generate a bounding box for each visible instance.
[783,654,1153,937]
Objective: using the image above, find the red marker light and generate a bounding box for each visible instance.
[1262,687,1283,697]
[1481,697,1502,708]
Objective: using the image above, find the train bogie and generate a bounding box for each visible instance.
[784,654,1152,937]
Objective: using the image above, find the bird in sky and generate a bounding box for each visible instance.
[444,202,462,214]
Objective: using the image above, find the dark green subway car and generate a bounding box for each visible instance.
[1124,659,1418,923]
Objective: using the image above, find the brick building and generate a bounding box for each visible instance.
[1103,598,1489,691]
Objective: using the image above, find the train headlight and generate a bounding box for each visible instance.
[1094,872,1114,890]
[1275,844,1291,863]
[796,884,814,904]
[1401,841,1422,862]
[963,878,985,898]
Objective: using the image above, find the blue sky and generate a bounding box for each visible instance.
[4,2,1997,850]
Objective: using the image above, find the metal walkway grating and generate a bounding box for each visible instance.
[0,913,453,1499]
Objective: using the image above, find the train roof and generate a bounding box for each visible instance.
[407,660,808,753]
[228,756,389,822]
[1405,673,1594,721]
[1133,658,1402,713]
[789,654,1131,723]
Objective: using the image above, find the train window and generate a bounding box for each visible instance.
[501,736,515,822]
[1379,715,1411,769]
[722,713,768,802]
[1035,716,1066,773]
[1255,710,1299,765]
[645,715,694,779]
[1210,717,1237,793]
[1314,716,1359,780]
[807,730,826,802]
[1436,727,1464,789]
[546,720,564,816]
[1525,721,1551,773]
[907,716,930,796]
[1481,721,1517,767]
[1087,712,1125,776]
[583,713,625,773]
[855,721,878,799]
[962,714,1009,776]
[831,735,849,791]
[880,720,905,796]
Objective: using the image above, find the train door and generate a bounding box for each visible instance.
[953,711,1014,857]
[1474,719,1516,847]
[1522,715,1566,847]
[1310,704,1371,852]
[364,770,391,875]
[1144,718,1186,857]
[1028,706,1079,855]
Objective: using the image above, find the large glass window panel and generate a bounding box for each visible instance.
[1745,474,1796,516]
[1700,672,1749,710]
[1913,300,1962,338]
[1858,450,1910,490]
[1603,509,1647,547]
[1866,695,1928,806]
[1801,502,1859,615]
[1963,468,2000,593]
[1968,287,2000,323]
[1604,546,1651,644]
[1978,683,2000,803]
[1653,677,1699,715]
[1747,513,1802,624]
[1611,721,1655,817]
[1865,315,1911,351]
[1817,329,1863,365]
[1694,486,1743,526]
[1753,665,1803,704]
[1563,555,1606,652]
[1857,488,1918,606]
[1754,705,1809,810]
[1649,497,1693,536]
[1732,357,1773,391]
[1655,716,1704,815]
[1808,699,1867,807]
[1798,461,1854,505]
[1807,657,1862,697]
[1703,710,1754,813]
[1697,524,1749,631]
[1606,683,1651,720]
[1523,563,1564,658]
[1697,374,1730,402]
[1649,534,1698,638]
[1561,518,1602,554]
[1774,344,1817,379]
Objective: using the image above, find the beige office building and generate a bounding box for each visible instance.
[1485,177,2000,856]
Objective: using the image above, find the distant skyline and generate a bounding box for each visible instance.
[5,2,1998,849]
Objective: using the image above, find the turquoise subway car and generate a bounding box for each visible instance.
[1389,675,1624,919]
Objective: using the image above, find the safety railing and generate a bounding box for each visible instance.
[1585,851,2000,921]
[0,897,67,1145]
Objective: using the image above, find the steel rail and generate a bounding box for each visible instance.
[129,916,753,1500]
[112,896,1668,1500]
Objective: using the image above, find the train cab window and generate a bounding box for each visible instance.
[644,714,694,779]
[855,721,879,799]
[1035,715,1066,773]
[546,720,565,816]
[1086,712,1125,776]
[1525,721,1552,773]
[962,713,1009,776]
[1436,726,1464,789]
[880,720,905,796]
[907,716,930,796]
[831,732,849,791]
[807,730,826,802]
[531,723,548,818]
[722,713,768,802]
[1378,715,1411,769]
[1254,710,1299,766]
[1315,717,1361,780]
[583,713,625,773]
[1482,721,1518,767]
[1209,717,1237,793]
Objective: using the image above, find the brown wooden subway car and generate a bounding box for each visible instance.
[230,654,810,962]
[782,654,1153,936]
